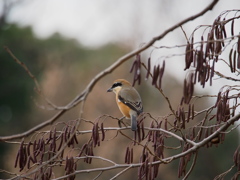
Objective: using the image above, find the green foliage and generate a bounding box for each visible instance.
[0,23,128,178]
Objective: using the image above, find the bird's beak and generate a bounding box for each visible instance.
[107,87,113,92]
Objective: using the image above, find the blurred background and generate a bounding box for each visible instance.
[0,0,240,179]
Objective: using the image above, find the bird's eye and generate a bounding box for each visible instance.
[112,82,122,88]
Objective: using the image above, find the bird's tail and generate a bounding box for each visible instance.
[131,114,137,131]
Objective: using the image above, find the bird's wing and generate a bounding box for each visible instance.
[118,88,143,114]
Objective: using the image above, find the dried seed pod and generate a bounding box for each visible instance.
[185,38,194,71]
[152,156,159,178]
[178,155,186,177]
[148,162,152,180]
[20,146,27,171]
[137,124,141,142]
[215,39,221,55]
[231,19,235,38]
[141,121,145,141]
[215,89,222,107]
[15,150,20,168]
[221,22,227,39]
[130,148,134,163]
[73,134,78,144]
[101,123,105,141]
[181,107,186,129]
[141,146,146,163]
[191,104,194,120]
[148,121,154,142]
[216,100,223,123]
[152,65,160,87]
[233,146,240,169]
[64,125,69,142]
[146,57,151,79]
[130,60,137,73]
[183,73,194,104]
[52,128,56,152]
[187,104,191,123]
[18,139,25,171]
[133,131,137,146]
[144,157,149,178]
[65,156,69,171]
[164,119,168,130]
[229,49,234,72]
[158,61,165,88]
[237,54,240,69]
[238,36,240,54]
[27,142,31,156]
[57,133,64,151]
[185,43,191,70]
[210,60,215,86]
[234,50,237,72]
[27,156,32,169]
[92,123,99,147]
[131,54,142,86]
[125,146,130,164]
[46,130,52,144]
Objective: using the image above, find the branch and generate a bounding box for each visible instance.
[51,113,240,180]
[4,46,41,93]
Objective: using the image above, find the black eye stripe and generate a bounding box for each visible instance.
[112,82,122,88]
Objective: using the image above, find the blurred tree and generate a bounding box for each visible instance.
[0,24,129,179]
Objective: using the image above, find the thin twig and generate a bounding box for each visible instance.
[110,166,132,180]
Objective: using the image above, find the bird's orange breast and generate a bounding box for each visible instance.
[117,101,131,118]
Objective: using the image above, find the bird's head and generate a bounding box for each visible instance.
[107,79,131,94]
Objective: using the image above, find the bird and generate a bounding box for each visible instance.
[107,79,143,131]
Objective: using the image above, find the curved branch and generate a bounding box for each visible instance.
[52,112,240,180]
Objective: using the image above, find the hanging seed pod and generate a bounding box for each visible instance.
[125,146,130,164]
[137,124,141,142]
[92,123,100,147]
[15,150,20,168]
[233,146,240,170]
[238,36,240,54]
[234,50,237,72]
[130,54,141,86]
[187,104,191,123]
[184,42,193,70]
[158,61,165,89]
[221,22,227,39]
[141,121,145,141]
[146,57,151,79]
[237,54,240,69]
[191,104,194,120]
[101,123,105,141]
[231,19,235,38]
[210,60,215,86]
[130,60,137,73]
[130,147,134,163]
[229,49,234,72]
[152,65,160,87]
[64,126,69,143]
[57,133,64,151]
[152,156,159,178]
[209,30,215,54]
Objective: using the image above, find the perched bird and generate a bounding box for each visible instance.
[107,79,143,131]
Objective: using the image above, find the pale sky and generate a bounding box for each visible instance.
[3,0,240,95]
[5,0,239,47]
